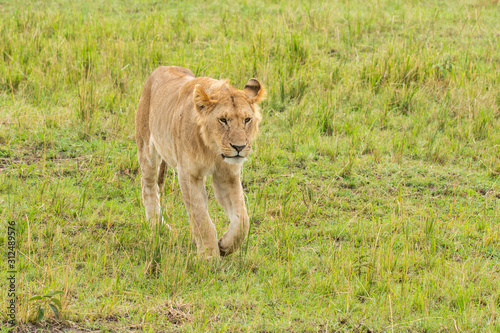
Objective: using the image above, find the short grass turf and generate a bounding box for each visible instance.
[1,0,500,331]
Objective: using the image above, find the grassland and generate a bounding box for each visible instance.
[1,0,499,331]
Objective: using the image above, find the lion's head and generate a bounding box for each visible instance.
[194,79,266,164]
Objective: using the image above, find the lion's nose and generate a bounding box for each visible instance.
[230,144,246,152]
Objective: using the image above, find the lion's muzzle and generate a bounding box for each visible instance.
[221,153,247,164]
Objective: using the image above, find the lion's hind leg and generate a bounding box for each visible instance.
[157,160,168,193]
[138,140,163,226]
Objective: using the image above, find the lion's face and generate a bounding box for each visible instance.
[194,79,265,164]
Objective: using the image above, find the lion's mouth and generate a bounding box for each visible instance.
[221,153,247,164]
[221,153,244,159]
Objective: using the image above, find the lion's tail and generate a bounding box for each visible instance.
[157,160,168,192]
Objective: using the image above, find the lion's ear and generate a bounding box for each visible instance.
[244,79,266,104]
[194,84,217,114]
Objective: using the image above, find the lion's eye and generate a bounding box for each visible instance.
[219,118,228,124]
[245,118,251,123]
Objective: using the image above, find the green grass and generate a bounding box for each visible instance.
[1,0,500,331]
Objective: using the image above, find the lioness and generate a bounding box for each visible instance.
[135,66,265,259]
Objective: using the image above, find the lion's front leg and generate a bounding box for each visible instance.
[178,171,219,259]
[212,170,249,257]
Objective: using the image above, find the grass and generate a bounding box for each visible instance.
[1,0,499,331]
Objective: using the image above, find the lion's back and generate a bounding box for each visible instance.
[135,66,196,151]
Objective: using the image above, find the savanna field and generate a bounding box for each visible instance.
[1,0,500,331]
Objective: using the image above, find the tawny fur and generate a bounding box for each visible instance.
[135,66,265,258]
